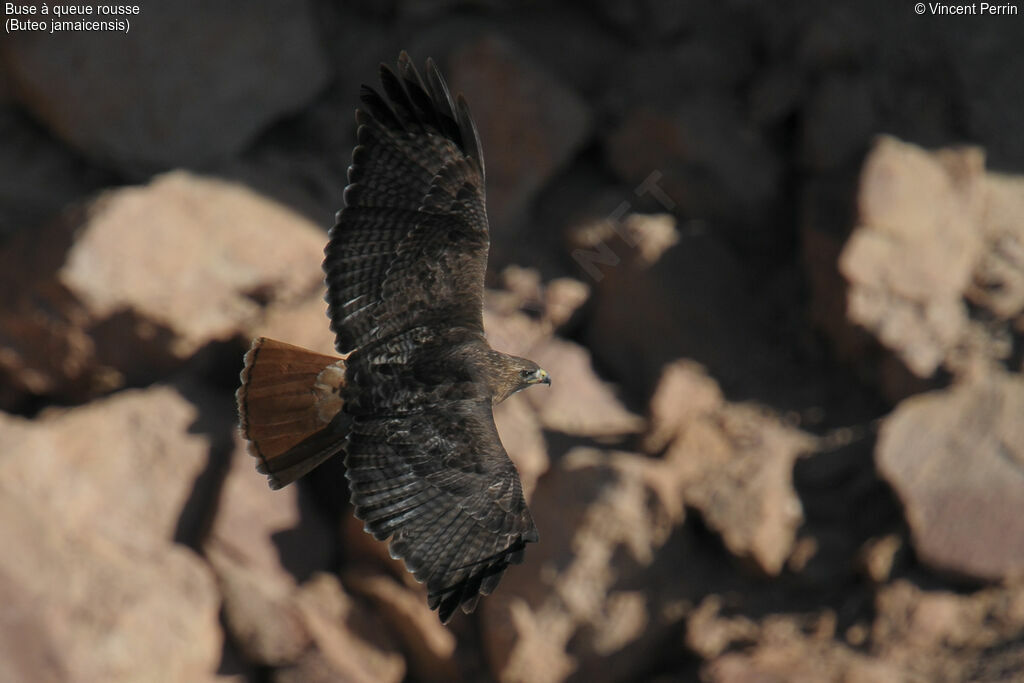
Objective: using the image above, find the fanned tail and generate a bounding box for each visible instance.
[236,337,350,489]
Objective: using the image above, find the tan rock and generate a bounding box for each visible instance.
[490,269,589,330]
[498,265,545,312]
[481,448,687,683]
[860,534,904,584]
[839,136,987,377]
[0,387,222,681]
[648,361,813,574]
[526,337,644,438]
[287,572,406,683]
[61,171,326,356]
[0,385,210,548]
[209,496,407,678]
[344,567,459,682]
[256,293,338,357]
[484,273,589,345]
[493,392,548,500]
[645,359,724,454]
[204,437,335,666]
[568,212,680,281]
[207,543,311,667]
[871,580,1024,681]
[968,172,1024,321]
[543,277,590,329]
[876,370,1024,581]
[703,625,903,683]
[483,306,550,360]
[693,598,906,683]
[699,579,1024,682]
[0,171,328,407]
[686,595,759,660]
[207,433,335,579]
[816,140,1024,391]
[0,570,67,683]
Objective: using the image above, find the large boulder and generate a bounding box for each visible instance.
[0,171,329,409]
[871,580,1024,682]
[0,2,330,171]
[839,136,987,378]
[447,35,591,253]
[0,386,222,681]
[204,435,336,667]
[481,448,690,683]
[876,369,1024,581]
[646,361,813,574]
[274,573,406,683]
[838,137,1024,386]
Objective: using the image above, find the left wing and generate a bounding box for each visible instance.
[324,52,489,355]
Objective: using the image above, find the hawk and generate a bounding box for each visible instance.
[236,52,546,623]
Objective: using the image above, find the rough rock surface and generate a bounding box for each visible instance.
[0,2,330,171]
[279,573,406,683]
[969,172,1024,323]
[3,5,1023,681]
[0,171,327,408]
[646,361,813,574]
[876,370,1024,581]
[208,544,312,667]
[344,567,459,682]
[492,393,549,500]
[823,138,1024,398]
[481,448,689,683]
[694,579,1024,683]
[0,387,221,681]
[840,136,987,378]
[257,293,339,357]
[204,437,336,666]
[526,337,644,437]
[694,602,902,683]
[870,580,1024,682]
[60,172,327,354]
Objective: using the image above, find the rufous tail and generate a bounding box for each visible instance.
[236,337,350,489]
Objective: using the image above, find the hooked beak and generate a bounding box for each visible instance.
[531,368,551,386]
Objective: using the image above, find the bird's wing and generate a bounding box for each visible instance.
[342,330,538,623]
[324,51,488,355]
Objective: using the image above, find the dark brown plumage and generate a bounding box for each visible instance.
[236,52,547,623]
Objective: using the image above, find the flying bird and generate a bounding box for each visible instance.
[236,52,547,623]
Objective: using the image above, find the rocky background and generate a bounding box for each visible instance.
[2,1,1023,681]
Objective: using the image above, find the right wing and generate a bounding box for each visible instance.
[342,329,538,624]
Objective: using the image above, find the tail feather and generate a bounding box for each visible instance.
[236,337,350,489]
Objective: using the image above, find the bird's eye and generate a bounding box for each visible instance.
[520,369,532,378]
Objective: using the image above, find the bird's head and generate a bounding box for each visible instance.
[516,359,551,389]
[492,354,550,403]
